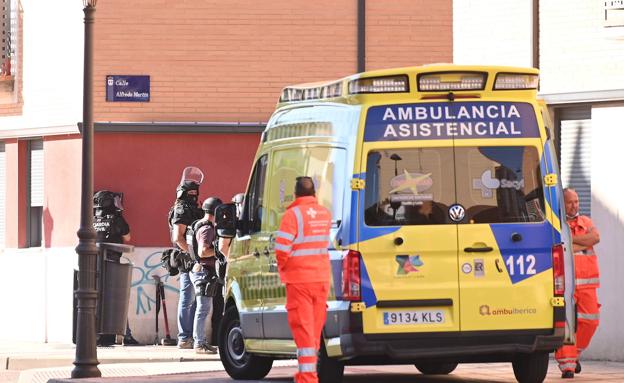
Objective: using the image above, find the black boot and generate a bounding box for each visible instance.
[123,335,140,346]
[575,361,581,374]
[561,370,575,379]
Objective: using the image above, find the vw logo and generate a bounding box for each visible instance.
[448,204,465,222]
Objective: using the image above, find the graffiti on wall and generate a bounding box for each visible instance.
[130,249,179,316]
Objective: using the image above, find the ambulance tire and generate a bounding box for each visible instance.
[317,340,344,383]
[511,352,549,383]
[414,362,458,375]
[219,306,273,380]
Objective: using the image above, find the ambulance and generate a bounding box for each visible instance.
[214,65,575,383]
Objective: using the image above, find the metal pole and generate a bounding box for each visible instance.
[72,4,101,379]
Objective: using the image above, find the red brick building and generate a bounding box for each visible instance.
[0,0,451,342]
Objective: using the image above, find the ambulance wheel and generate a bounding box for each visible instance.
[219,306,273,380]
[317,341,344,383]
[512,352,549,383]
[415,362,458,375]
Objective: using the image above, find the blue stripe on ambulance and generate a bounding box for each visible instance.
[490,222,554,284]
[360,260,378,307]
[540,142,562,244]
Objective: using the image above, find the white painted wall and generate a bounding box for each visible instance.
[0,0,83,131]
[0,247,181,345]
[540,0,624,94]
[453,0,533,67]
[584,105,624,361]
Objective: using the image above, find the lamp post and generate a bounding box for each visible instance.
[72,0,100,378]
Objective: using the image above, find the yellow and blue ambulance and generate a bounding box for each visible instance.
[215,64,575,383]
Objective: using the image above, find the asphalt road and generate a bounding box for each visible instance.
[48,362,624,383]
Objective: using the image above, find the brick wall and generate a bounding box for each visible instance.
[94,0,452,123]
[367,0,452,70]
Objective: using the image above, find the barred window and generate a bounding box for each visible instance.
[0,0,17,102]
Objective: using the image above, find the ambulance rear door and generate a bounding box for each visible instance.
[358,105,461,335]
[453,101,555,332]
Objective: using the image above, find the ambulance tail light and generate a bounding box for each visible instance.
[348,75,408,94]
[494,73,539,90]
[342,250,361,301]
[552,243,565,296]
[418,72,486,91]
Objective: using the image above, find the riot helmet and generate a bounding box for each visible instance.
[176,166,204,203]
[202,197,223,215]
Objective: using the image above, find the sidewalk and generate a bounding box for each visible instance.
[0,340,292,383]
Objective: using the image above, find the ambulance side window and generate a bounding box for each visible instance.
[242,155,268,234]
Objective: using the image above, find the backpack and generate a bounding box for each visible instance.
[186,219,214,262]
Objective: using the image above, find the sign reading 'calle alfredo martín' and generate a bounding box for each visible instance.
[106,75,150,102]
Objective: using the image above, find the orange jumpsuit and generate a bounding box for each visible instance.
[275,196,332,383]
[555,215,600,373]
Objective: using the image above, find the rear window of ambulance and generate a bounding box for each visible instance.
[364,146,545,225]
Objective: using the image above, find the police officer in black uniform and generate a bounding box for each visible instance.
[93,190,138,346]
[168,166,205,348]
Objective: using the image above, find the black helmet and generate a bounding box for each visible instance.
[202,197,222,215]
[94,190,116,210]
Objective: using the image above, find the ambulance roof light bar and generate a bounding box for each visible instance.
[494,73,539,90]
[418,72,486,91]
[348,75,409,94]
[280,81,343,103]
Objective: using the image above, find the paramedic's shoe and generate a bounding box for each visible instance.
[177,338,193,349]
[561,370,575,379]
[575,361,581,374]
[194,343,217,354]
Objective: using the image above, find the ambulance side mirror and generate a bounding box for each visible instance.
[215,203,237,238]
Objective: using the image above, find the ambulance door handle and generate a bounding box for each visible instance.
[464,246,493,253]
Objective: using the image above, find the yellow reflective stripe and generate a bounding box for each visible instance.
[293,207,305,244]
[300,235,330,243]
[274,243,292,252]
[576,278,600,285]
[297,347,317,357]
[292,248,329,257]
[578,312,600,321]
[298,363,316,372]
[276,231,295,241]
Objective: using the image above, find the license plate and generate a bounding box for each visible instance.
[383,310,445,325]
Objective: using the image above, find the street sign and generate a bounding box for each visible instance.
[106,75,150,102]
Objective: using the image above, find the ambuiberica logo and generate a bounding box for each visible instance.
[479,305,537,316]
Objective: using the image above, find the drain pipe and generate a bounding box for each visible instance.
[357,0,366,73]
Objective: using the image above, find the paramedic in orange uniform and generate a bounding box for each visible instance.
[555,188,601,379]
[275,176,332,383]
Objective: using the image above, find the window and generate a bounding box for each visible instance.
[364,148,455,226]
[266,146,346,232]
[241,154,268,234]
[364,146,545,226]
[0,0,17,105]
[27,139,43,247]
[456,146,545,223]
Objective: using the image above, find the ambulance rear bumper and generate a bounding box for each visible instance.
[338,329,564,362]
